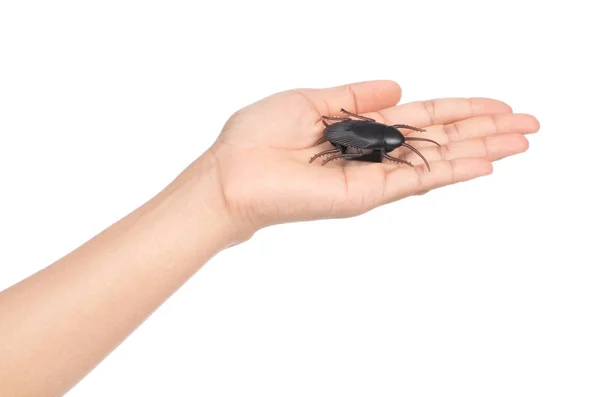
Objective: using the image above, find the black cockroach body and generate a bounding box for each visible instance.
[310,108,440,171]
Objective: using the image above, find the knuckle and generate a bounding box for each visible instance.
[413,164,428,189]
[480,137,491,158]
[438,144,452,161]
[422,99,436,124]
[490,114,501,135]
[347,85,359,113]
[466,97,475,115]
[447,159,458,182]
[443,122,461,141]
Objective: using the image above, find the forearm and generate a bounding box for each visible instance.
[0,153,238,397]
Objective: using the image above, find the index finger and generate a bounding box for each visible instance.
[377,97,513,128]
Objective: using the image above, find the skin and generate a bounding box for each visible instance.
[0,80,540,396]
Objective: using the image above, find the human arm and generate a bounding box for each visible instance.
[0,153,238,397]
[0,80,539,396]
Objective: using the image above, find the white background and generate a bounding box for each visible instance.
[1,1,599,396]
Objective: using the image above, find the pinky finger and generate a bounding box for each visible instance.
[380,158,493,204]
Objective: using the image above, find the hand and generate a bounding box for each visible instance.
[204,80,539,239]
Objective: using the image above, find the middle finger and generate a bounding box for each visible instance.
[402,113,540,149]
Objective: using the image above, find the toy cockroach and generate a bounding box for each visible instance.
[310,108,441,171]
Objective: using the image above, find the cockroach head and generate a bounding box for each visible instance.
[383,126,406,151]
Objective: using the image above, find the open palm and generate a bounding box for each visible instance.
[209,80,539,231]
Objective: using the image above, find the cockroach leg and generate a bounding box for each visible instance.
[401,143,431,172]
[393,124,426,132]
[381,151,414,167]
[404,137,441,147]
[340,108,376,122]
[309,148,341,163]
[313,135,328,146]
[321,153,363,165]
[321,115,352,122]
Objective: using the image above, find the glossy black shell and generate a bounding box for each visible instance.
[324,120,405,152]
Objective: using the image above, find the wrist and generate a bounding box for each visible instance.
[161,148,255,250]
